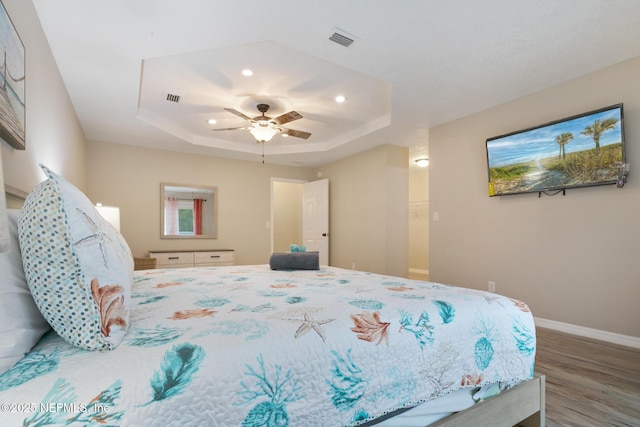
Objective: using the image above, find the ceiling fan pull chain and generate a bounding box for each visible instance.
[262,142,265,164]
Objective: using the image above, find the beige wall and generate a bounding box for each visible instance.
[87,141,410,277]
[86,140,315,264]
[316,144,409,277]
[430,56,640,338]
[0,0,86,192]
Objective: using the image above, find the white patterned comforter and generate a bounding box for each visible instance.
[0,265,535,426]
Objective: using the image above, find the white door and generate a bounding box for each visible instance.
[302,179,329,265]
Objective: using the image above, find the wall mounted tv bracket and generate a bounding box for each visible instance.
[617,163,630,188]
[538,189,566,197]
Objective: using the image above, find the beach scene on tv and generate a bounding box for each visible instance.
[487,106,624,196]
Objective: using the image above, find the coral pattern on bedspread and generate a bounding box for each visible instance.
[0,265,535,426]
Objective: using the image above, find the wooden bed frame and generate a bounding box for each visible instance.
[432,374,545,427]
[361,374,545,427]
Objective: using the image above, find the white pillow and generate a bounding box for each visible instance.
[18,165,133,351]
[0,210,50,375]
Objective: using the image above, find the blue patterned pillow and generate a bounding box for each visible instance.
[18,165,133,351]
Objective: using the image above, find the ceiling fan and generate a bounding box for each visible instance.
[212,103,311,143]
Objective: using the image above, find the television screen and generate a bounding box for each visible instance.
[486,103,625,196]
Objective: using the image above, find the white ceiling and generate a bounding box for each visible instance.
[32,0,640,168]
[137,40,392,164]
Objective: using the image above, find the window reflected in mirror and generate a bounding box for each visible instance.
[161,183,217,239]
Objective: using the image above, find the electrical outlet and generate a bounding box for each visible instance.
[488,281,496,293]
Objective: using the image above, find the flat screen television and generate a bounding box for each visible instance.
[486,103,626,196]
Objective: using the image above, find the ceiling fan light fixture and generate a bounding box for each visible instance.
[415,158,429,168]
[249,125,278,143]
[216,103,311,142]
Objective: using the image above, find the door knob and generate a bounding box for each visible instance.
[322,233,327,237]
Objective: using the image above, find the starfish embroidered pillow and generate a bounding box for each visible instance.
[18,165,133,351]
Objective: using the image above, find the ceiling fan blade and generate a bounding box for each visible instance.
[273,111,303,125]
[211,127,248,131]
[282,128,311,139]
[224,108,252,121]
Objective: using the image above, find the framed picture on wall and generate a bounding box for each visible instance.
[0,0,25,150]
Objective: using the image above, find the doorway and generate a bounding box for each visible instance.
[271,178,329,265]
[409,167,429,280]
[271,179,305,253]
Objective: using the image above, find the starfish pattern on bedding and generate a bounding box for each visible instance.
[482,294,505,307]
[74,208,113,268]
[285,312,335,342]
[425,375,455,399]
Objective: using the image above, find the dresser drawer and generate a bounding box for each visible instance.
[151,251,195,267]
[195,251,235,266]
[148,250,235,269]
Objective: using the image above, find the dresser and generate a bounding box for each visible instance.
[148,249,235,269]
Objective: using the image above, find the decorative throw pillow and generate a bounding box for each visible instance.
[18,165,133,351]
[0,210,51,375]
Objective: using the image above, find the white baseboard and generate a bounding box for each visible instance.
[534,317,640,349]
[409,268,429,276]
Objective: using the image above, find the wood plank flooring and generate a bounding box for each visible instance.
[534,327,640,426]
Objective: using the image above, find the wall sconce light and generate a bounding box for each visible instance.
[415,158,429,168]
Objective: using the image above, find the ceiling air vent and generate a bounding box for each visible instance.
[166,93,180,103]
[329,29,355,47]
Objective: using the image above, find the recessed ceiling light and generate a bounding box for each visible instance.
[335,95,347,103]
[242,69,253,77]
[207,119,217,125]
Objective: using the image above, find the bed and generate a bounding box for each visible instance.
[0,165,544,426]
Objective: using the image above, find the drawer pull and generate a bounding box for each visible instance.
[210,255,221,259]
[168,257,180,260]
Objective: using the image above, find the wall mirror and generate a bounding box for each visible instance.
[161,183,217,239]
